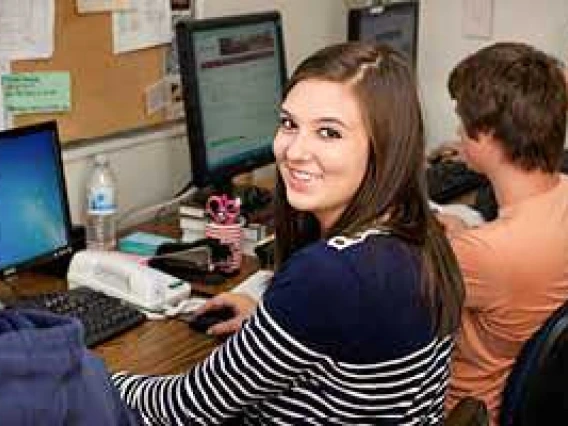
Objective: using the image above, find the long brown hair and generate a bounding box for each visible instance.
[273,42,464,336]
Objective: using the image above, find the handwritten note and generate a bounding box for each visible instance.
[1,72,71,114]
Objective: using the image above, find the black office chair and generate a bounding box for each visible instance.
[445,298,568,426]
[445,396,489,426]
[499,299,568,425]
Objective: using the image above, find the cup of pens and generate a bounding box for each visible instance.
[204,194,243,274]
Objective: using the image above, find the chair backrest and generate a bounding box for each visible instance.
[500,298,568,425]
[445,396,489,426]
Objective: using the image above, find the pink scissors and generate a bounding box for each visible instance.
[205,194,241,225]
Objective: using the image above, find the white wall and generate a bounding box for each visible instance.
[62,0,568,227]
[418,0,568,147]
[62,124,190,228]
[198,0,347,72]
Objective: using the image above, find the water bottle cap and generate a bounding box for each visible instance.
[94,154,108,166]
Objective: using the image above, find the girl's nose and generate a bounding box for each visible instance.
[284,132,312,161]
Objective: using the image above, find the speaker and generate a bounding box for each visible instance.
[32,224,86,278]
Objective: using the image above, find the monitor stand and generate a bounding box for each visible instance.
[29,225,86,279]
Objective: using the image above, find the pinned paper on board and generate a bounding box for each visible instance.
[144,75,183,119]
[1,72,71,114]
[112,0,172,54]
[462,0,493,39]
[144,78,170,115]
[0,0,55,60]
[77,0,132,14]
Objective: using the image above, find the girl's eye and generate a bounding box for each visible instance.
[318,127,341,139]
[278,117,296,131]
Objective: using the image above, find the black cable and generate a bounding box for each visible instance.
[174,180,194,198]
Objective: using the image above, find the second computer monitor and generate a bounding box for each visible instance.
[348,2,419,69]
[176,11,287,189]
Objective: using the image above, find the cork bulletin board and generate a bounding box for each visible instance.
[11,0,167,143]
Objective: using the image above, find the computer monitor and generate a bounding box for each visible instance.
[176,11,287,190]
[0,121,72,279]
[348,1,419,68]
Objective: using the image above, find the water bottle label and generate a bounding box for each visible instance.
[88,186,116,214]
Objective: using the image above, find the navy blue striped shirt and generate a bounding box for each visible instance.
[113,230,454,425]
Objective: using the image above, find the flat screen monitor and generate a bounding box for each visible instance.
[176,11,287,189]
[348,2,419,68]
[0,121,72,279]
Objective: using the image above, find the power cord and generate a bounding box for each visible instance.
[116,184,197,228]
[150,246,213,272]
[174,179,194,198]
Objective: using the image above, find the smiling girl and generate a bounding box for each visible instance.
[113,42,464,425]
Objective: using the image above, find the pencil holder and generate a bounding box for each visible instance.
[204,221,243,274]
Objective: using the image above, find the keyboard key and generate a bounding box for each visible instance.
[427,161,487,203]
[7,287,146,347]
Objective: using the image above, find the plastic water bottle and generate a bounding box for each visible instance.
[85,154,117,250]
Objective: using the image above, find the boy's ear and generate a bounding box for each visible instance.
[475,129,504,161]
[472,128,495,146]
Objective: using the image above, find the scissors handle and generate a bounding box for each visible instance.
[206,195,241,225]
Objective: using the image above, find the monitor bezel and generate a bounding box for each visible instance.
[0,121,73,280]
[347,1,419,69]
[176,10,287,189]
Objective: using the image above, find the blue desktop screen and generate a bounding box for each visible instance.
[0,126,69,272]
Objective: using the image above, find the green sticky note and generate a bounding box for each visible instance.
[1,72,71,114]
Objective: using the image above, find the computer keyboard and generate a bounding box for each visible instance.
[427,160,487,203]
[7,287,146,347]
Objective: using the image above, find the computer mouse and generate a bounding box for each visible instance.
[187,307,235,333]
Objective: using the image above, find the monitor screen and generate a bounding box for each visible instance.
[176,11,287,188]
[0,121,72,279]
[348,2,419,68]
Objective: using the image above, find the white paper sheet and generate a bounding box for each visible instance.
[462,0,494,39]
[144,78,170,115]
[77,0,132,13]
[0,0,54,60]
[144,75,184,119]
[112,0,172,54]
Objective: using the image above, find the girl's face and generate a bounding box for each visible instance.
[273,79,370,231]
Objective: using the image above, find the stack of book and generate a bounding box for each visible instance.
[178,203,268,256]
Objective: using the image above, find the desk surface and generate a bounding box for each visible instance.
[0,216,261,376]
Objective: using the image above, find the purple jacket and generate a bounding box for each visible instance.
[0,308,140,426]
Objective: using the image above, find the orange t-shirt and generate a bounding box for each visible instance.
[446,175,568,425]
